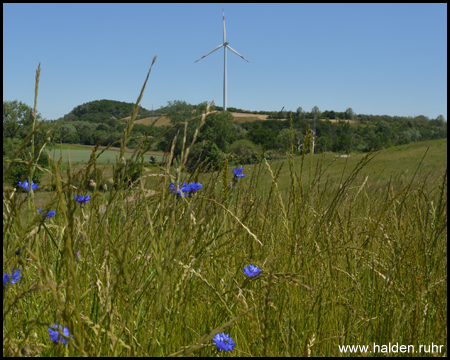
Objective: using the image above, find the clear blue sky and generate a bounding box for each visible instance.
[3,3,447,120]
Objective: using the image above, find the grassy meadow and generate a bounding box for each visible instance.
[45,148,163,165]
[3,59,447,357]
[242,138,447,196]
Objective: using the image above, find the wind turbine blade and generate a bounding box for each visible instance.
[195,44,224,63]
[226,45,249,63]
[223,8,226,43]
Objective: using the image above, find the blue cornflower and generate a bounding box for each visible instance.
[3,274,9,287]
[74,194,91,204]
[213,333,235,352]
[232,167,246,178]
[37,208,56,219]
[47,324,73,345]
[3,268,22,287]
[183,182,203,194]
[170,181,186,196]
[170,181,203,197]
[18,180,39,192]
[244,264,261,277]
[15,247,22,256]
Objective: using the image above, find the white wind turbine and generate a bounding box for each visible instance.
[195,8,249,112]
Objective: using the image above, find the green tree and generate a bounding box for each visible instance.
[159,100,202,154]
[102,131,121,146]
[316,136,333,153]
[198,111,235,152]
[376,121,391,138]
[345,107,354,120]
[246,122,274,146]
[64,132,80,144]
[3,100,42,140]
[402,128,421,142]
[274,128,302,152]
[97,124,109,131]
[3,100,54,185]
[311,106,321,120]
[59,123,77,142]
[436,114,445,123]
[3,100,28,139]
[166,100,195,125]
[186,141,222,172]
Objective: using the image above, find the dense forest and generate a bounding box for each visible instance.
[3,99,447,169]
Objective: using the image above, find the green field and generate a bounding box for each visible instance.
[240,138,447,196]
[49,144,90,150]
[4,62,447,356]
[45,148,163,164]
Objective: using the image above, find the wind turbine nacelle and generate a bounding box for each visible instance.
[224,42,229,46]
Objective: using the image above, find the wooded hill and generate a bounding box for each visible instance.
[52,99,159,123]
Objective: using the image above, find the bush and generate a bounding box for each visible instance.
[3,150,50,187]
[5,160,41,188]
[229,139,259,165]
[397,137,410,145]
[186,141,223,173]
[229,139,258,158]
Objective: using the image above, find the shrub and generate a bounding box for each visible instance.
[186,141,223,173]
[229,139,258,159]
[229,139,260,165]
[5,160,40,187]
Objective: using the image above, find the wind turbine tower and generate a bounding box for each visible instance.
[195,8,249,112]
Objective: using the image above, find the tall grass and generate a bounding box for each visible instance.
[3,60,447,357]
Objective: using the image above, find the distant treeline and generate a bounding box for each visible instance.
[3,99,447,168]
[240,114,447,154]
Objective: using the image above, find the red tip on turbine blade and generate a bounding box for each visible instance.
[195,55,206,63]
